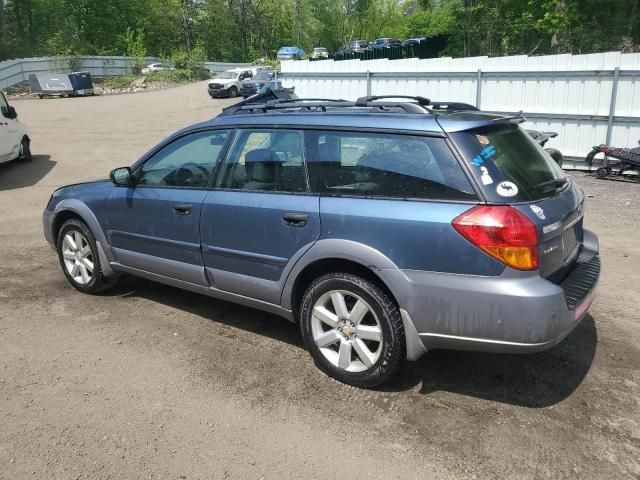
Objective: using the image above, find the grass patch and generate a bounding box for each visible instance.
[97,75,137,89]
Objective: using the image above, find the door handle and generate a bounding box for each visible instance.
[173,203,193,215]
[282,212,309,227]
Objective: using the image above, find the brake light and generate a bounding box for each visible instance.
[452,205,539,270]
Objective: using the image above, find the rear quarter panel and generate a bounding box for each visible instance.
[319,197,504,275]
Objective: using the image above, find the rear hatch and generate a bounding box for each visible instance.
[447,122,584,280]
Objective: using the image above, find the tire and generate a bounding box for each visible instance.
[545,148,563,168]
[299,272,405,387]
[18,136,32,162]
[594,166,610,179]
[585,149,598,167]
[227,87,238,98]
[56,218,116,294]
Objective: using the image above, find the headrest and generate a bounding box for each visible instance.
[245,149,279,183]
[245,148,275,163]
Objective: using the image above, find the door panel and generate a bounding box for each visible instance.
[102,129,231,285]
[104,187,209,285]
[201,127,319,304]
[200,191,320,303]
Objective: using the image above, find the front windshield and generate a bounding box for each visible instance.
[217,71,238,80]
[253,70,272,81]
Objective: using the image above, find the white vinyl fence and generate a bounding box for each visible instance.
[281,52,640,165]
[0,56,251,90]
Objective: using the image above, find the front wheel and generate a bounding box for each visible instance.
[299,272,405,387]
[56,218,116,294]
[594,166,610,179]
[227,87,238,98]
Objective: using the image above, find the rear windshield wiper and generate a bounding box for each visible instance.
[531,178,568,191]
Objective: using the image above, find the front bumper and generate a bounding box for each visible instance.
[42,209,55,247]
[393,229,600,355]
[240,86,259,97]
[208,87,229,98]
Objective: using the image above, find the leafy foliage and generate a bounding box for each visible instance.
[1,0,639,62]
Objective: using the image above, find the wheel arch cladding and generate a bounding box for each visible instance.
[287,257,402,323]
[52,200,117,277]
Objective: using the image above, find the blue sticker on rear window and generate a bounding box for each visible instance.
[471,145,496,166]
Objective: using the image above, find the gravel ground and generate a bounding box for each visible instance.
[1,81,639,479]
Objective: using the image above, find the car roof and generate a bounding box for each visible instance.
[174,109,511,139]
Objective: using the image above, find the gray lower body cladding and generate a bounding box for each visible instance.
[389,229,600,355]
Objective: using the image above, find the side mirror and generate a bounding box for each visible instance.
[1,106,17,119]
[110,167,133,186]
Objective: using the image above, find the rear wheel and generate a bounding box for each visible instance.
[18,136,32,162]
[228,87,238,98]
[56,218,116,294]
[299,272,405,387]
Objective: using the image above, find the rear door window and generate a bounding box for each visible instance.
[451,125,567,202]
[304,130,477,201]
[216,129,307,192]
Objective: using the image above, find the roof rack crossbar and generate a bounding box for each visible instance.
[355,95,431,107]
[265,98,348,106]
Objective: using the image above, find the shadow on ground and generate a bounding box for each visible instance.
[0,155,55,190]
[109,276,597,408]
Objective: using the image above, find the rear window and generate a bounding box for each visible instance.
[305,131,477,201]
[451,125,567,202]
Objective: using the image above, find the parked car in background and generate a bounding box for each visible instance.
[371,38,402,49]
[277,46,305,61]
[43,93,600,388]
[208,67,271,98]
[337,40,370,55]
[239,69,276,98]
[141,63,174,74]
[402,38,425,47]
[0,91,31,164]
[311,47,329,59]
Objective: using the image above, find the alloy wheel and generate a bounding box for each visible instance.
[61,230,94,285]
[311,290,383,372]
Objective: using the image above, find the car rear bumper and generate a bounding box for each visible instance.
[391,229,600,357]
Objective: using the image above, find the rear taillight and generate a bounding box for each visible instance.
[452,205,539,271]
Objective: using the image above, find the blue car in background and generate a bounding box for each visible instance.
[277,46,305,61]
[42,93,600,388]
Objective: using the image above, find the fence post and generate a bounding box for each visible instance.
[366,70,371,96]
[476,69,482,109]
[606,66,620,150]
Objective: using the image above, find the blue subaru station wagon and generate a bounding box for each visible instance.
[43,93,600,387]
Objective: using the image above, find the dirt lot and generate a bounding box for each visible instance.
[1,82,639,479]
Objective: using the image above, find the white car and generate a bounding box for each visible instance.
[141,63,174,74]
[0,91,31,164]
[207,67,272,98]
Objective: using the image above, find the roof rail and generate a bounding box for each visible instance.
[355,95,431,107]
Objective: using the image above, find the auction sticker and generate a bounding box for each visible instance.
[496,181,518,197]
